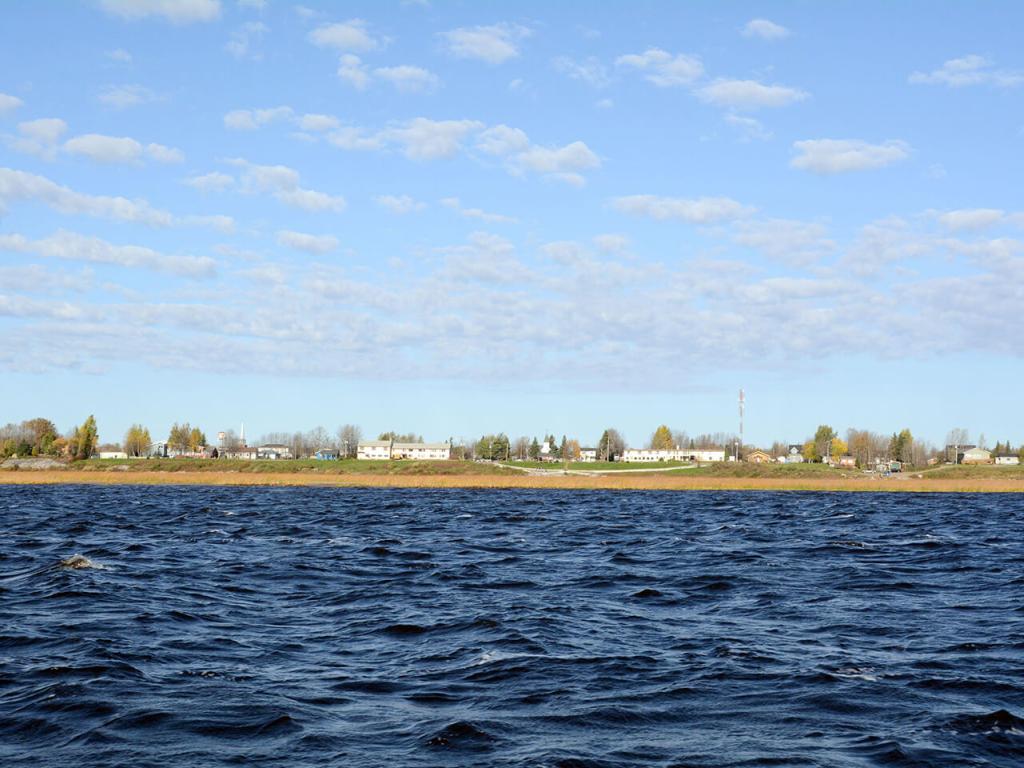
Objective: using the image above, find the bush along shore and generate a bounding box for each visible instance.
[3,456,1024,491]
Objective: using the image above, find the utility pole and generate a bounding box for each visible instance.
[738,388,744,462]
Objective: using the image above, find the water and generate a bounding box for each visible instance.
[2,486,1023,767]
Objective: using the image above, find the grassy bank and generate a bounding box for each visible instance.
[66,458,519,476]
[2,468,1024,492]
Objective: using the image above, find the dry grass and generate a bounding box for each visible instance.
[2,470,1024,492]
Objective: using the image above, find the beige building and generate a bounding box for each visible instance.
[392,442,451,460]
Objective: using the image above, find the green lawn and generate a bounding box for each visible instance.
[77,458,518,476]
[505,460,692,471]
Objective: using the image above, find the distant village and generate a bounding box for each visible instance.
[2,416,1022,471]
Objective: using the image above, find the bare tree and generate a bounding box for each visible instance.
[513,436,530,460]
[336,424,362,458]
[305,426,332,452]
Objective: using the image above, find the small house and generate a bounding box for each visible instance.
[962,447,992,464]
[579,449,597,462]
[994,453,1020,466]
[314,449,340,460]
[838,455,857,469]
[745,450,772,464]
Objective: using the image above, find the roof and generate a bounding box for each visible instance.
[260,443,290,449]
[358,440,392,448]
[393,442,450,450]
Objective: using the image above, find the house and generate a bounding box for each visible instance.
[539,440,556,462]
[962,447,992,464]
[946,444,977,463]
[258,444,293,460]
[579,449,597,462]
[682,449,726,462]
[392,442,451,461]
[222,446,259,460]
[147,441,168,458]
[357,440,392,460]
[838,455,857,469]
[314,449,339,460]
[994,453,1020,466]
[745,450,773,464]
[783,445,805,464]
[98,451,128,460]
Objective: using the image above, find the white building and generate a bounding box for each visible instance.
[579,449,597,462]
[962,447,992,464]
[995,454,1020,465]
[258,444,293,460]
[222,446,259,460]
[98,451,128,460]
[357,440,452,460]
[621,447,725,463]
[357,440,392,460]
[392,442,451,460]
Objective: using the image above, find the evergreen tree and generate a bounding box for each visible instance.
[528,437,541,460]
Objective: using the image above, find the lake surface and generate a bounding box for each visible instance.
[1,486,1023,766]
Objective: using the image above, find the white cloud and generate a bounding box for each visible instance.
[0,92,24,114]
[276,229,339,254]
[374,194,425,214]
[553,56,610,87]
[742,19,790,40]
[374,65,439,93]
[145,142,184,163]
[0,167,238,229]
[229,158,346,212]
[910,55,1024,88]
[225,21,268,59]
[474,124,600,185]
[593,233,629,253]
[0,230,215,277]
[223,105,293,130]
[724,113,772,141]
[441,197,516,223]
[237,0,265,8]
[184,171,234,192]
[615,48,703,87]
[99,0,221,24]
[98,84,158,108]
[381,118,484,160]
[791,139,911,174]
[936,208,1006,231]
[733,218,835,265]
[106,48,133,63]
[6,118,68,159]
[308,19,380,51]
[326,126,384,151]
[61,133,183,165]
[337,54,371,90]
[441,23,530,64]
[63,133,143,164]
[297,113,340,132]
[475,124,530,155]
[612,194,752,223]
[697,79,808,109]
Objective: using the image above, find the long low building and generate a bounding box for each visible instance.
[357,440,451,460]
[622,447,726,462]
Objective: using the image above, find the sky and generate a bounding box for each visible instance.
[1,1,1023,449]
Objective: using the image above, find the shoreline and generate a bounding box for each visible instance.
[2,470,1024,492]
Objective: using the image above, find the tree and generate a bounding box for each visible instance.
[22,418,58,455]
[598,428,625,461]
[802,440,817,462]
[188,427,207,452]
[305,426,331,452]
[513,436,530,461]
[813,425,837,462]
[379,431,423,443]
[830,436,848,459]
[564,439,581,462]
[888,429,914,465]
[528,437,541,460]
[124,424,152,457]
[73,415,98,460]
[650,425,673,450]
[168,423,191,453]
[336,424,362,458]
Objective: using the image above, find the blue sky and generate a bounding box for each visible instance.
[1,1,1023,449]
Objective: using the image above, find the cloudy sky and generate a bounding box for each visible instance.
[2,1,1023,447]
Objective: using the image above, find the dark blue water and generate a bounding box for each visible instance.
[2,486,1023,766]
